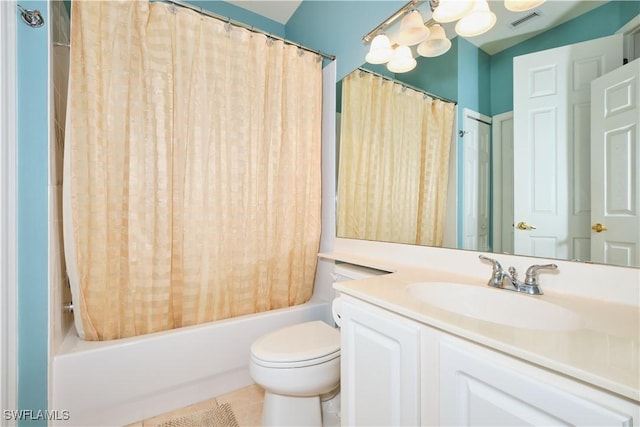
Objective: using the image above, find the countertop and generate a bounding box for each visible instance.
[323,252,640,403]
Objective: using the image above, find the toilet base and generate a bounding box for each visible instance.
[262,392,322,426]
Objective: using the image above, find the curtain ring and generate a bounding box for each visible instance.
[17,4,44,28]
[266,37,274,46]
[297,47,304,57]
[167,1,177,15]
[224,18,232,32]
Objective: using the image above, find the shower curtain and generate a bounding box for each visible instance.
[337,70,455,246]
[65,0,322,341]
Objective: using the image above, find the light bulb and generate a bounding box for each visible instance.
[365,34,394,64]
[398,10,430,46]
[455,0,496,37]
[504,0,545,12]
[432,0,475,23]
[417,24,452,57]
[387,45,417,73]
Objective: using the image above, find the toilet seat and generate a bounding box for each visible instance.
[250,321,340,369]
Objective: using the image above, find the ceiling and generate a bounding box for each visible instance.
[225,0,302,24]
[224,0,608,55]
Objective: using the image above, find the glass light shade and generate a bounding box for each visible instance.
[455,0,496,37]
[387,45,417,73]
[365,34,394,64]
[504,0,545,12]
[417,25,452,57]
[432,0,475,23]
[397,10,430,46]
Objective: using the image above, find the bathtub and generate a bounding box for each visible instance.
[56,138,335,425]
[51,299,332,426]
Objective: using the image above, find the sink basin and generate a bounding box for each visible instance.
[405,282,584,331]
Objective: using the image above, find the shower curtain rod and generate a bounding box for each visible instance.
[155,0,336,61]
[357,67,457,105]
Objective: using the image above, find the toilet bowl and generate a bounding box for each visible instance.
[249,320,340,426]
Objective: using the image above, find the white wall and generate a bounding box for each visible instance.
[0,0,18,420]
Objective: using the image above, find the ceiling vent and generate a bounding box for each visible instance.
[510,10,542,29]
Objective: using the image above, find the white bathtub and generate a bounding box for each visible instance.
[51,299,332,426]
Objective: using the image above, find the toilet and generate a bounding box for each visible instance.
[249,263,387,426]
[249,320,341,426]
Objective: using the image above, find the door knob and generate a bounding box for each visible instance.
[516,222,537,230]
[591,223,608,233]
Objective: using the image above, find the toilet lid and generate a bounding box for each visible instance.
[251,321,340,364]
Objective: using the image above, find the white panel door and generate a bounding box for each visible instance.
[340,297,421,426]
[513,35,623,259]
[590,58,640,267]
[462,109,491,251]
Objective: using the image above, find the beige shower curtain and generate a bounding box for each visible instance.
[337,70,455,246]
[66,0,322,341]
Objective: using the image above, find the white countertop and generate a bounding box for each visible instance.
[323,252,640,403]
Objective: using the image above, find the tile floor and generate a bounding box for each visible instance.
[127,384,264,426]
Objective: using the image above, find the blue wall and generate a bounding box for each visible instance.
[457,37,491,117]
[286,1,402,81]
[17,1,49,425]
[399,37,459,102]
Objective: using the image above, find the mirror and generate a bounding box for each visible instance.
[336,1,640,268]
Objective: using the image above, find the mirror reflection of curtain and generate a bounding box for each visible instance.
[337,71,455,246]
[65,0,322,341]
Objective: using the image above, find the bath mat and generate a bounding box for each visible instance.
[157,403,240,427]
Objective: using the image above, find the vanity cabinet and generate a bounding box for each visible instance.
[438,336,636,426]
[340,297,421,426]
[340,295,639,426]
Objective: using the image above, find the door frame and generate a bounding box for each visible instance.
[0,0,18,418]
[460,108,492,250]
[617,14,640,63]
[491,111,514,255]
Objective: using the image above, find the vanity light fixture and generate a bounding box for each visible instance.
[363,1,449,71]
[364,0,545,71]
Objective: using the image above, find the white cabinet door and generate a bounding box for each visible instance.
[340,296,421,426]
[590,58,640,267]
[513,34,623,259]
[439,336,637,426]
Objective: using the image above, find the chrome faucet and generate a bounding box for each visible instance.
[479,255,557,295]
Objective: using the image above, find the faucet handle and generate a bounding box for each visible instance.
[479,255,502,271]
[524,264,558,286]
